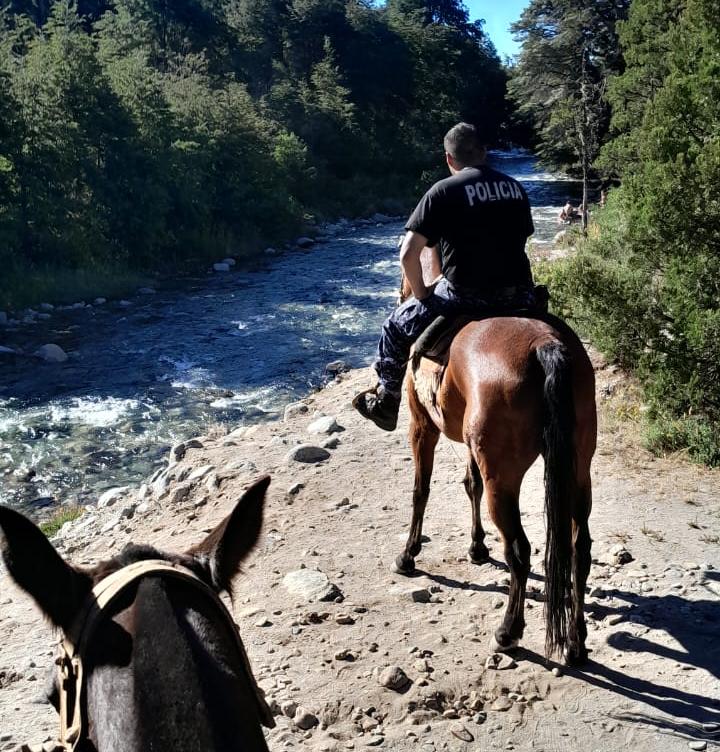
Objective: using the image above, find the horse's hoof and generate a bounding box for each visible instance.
[468,544,490,564]
[393,555,416,576]
[562,645,588,667]
[490,633,519,654]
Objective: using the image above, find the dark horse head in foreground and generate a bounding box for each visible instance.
[398,251,597,665]
[0,476,274,752]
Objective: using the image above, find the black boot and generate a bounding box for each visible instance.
[352,387,401,431]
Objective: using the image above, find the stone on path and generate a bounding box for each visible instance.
[288,482,305,495]
[688,742,707,751]
[284,402,310,420]
[609,544,633,565]
[285,444,331,463]
[282,569,342,602]
[378,665,410,692]
[484,653,517,671]
[293,707,319,730]
[490,696,513,712]
[307,416,342,435]
[187,464,215,482]
[34,344,68,363]
[450,724,474,743]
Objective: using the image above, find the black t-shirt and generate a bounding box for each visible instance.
[405,164,534,292]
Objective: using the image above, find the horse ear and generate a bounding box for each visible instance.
[187,475,270,593]
[0,506,92,631]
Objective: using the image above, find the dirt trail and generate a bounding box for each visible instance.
[1,358,718,751]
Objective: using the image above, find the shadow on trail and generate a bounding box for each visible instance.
[521,582,719,741]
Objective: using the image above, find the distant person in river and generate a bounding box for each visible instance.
[352,122,538,431]
[558,200,580,224]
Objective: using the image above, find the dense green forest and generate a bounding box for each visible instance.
[514,0,720,465]
[0,0,509,308]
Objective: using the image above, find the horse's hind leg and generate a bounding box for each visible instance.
[566,478,592,665]
[394,396,440,575]
[463,454,489,563]
[485,478,530,652]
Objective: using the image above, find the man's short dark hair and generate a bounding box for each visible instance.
[443,123,486,167]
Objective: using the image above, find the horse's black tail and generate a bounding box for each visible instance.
[536,341,576,659]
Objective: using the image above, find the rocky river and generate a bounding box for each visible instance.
[0,151,582,513]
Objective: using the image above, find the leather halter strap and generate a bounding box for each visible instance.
[51,559,274,751]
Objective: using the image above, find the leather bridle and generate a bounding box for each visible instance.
[22,559,274,752]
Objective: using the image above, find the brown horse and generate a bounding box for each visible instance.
[0,476,274,752]
[396,249,597,664]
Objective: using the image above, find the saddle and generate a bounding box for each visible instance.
[412,285,550,369]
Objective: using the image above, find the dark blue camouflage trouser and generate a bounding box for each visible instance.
[374,278,536,396]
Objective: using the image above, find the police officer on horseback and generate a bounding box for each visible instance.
[354,122,538,431]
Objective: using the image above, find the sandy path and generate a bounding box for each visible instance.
[0,358,718,751]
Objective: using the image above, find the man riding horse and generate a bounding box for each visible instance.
[354,122,538,430]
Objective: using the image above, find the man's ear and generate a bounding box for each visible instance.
[186,475,270,593]
[0,506,92,631]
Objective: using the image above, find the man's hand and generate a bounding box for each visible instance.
[399,231,433,300]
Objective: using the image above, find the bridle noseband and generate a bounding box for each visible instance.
[23,560,274,752]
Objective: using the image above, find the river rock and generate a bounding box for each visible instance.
[0,312,7,325]
[371,213,392,223]
[378,666,410,692]
[39,303,54,311]
[93,298,107,305]
[97,486,129,509]
[282,569,342,602]
[170,442,187,463]
[0,346,17,357]
[285,445,331,463]
[264,247,281,256]
[324,360,349,376]
[296,237,315,249]
[688,743,707,751]
[118,300,132,307]
[34,344,68,363]
[221,258,236,266]
[284,402,310,420]
[138,287,156,294]
[307,416,342,435]
[213,262,230,272]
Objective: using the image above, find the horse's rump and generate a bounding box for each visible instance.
[411,313,594,445]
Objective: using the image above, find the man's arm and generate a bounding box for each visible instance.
[399,231,432,300]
